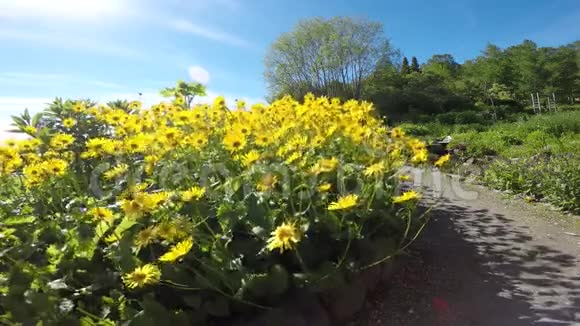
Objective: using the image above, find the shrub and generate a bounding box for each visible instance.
[396,123,430,136]
[483,155,580,213]
[0,94,431,325]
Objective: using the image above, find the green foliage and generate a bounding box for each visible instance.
[264,16,398,101]
[483,155,580,213]
[160,80,207,107]
[397,110,580,213]
[361,39,579,123]
[401,57,410,75]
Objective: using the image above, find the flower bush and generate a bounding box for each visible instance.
[0,93,432,325]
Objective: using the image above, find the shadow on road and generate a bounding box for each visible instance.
[352,197,580,326]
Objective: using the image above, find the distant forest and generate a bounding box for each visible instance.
[264,17,580,122]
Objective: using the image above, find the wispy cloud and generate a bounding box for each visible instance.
[0,72,127,91]
[0,0,128,21]
[0,97,52,113]
[0,29,148,60]
[167,19,252,48]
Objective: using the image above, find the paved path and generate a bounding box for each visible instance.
[351,170,580,326]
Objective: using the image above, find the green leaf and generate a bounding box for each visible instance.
[2,216,36,226]
[112,216,137,239]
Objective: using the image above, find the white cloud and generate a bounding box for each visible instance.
[0,97,51,113]
[167,19,251,48]
[188,66,210,84]
[0,0,127,21]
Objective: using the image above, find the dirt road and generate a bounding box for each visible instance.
[351,170,580,326]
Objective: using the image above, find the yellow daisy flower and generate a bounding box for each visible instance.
[411,149,428,164]
[223,130,247,152]
[134,226,158,248]
[257,173,278,192]
[159,237,194,263]
[103,163,129,180]
[43,159,68,176]
[266,221,300,254]
[363,162,385,177]
[318,183,332,192]
[311,157,339,175]
[392,190,421,204]
[63,118,76,128]
[434,154,451,167]
[391,127,405,138]
[399,174,412,182]
[87,207,115,223]
[328,194,358,211]
[180,186,206,202]
[123,264,161,289]
[241,150,260,167]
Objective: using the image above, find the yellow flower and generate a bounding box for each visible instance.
[43,159,68,176]
[50,133,75,149]
[392,190,421,204]
[190,133,208,149]
[266,221,300,254]
[434,154,451,167]
[134,226,158,248]
[285,151,302,165]
[23,126,37,134]
[254,133,271,147]
[87,207,115,223]
[125,135,149,154]
[159,237,194,263]
[173,96,185,106]
[128,101,142,110]
[328,194,358,211]
[123,264,161,289]
[391,127,405,138]
[363,162,385,177]
[120,195,147,217]
[411,149,428,164]
[180,186,206,202]
[311,135,326,147]
[63,118,76,128]
[223,130,246,152]
[84,138,114,157]
[257,173,278,192]
[72,102,86,113]
[103,163,129,180]
[318,183,332,192]
[23,163,43,178]
[155,222,183,242]
[241,150,260,167]
[311,157,339,175]
[399,174,412,182]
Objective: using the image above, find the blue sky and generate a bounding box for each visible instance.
[1,0,579,138]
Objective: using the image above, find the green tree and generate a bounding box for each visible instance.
[160,80,207,107]
[264,16,398,100]
[411,56,420,72]
[401,57,411,75]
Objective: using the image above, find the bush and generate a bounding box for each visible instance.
[396,123,430,136]
[0,94,431,325]
[483,155,580,213]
